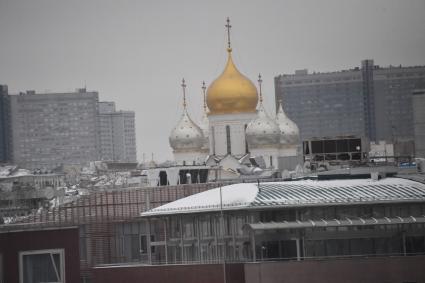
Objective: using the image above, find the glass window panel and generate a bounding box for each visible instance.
[20,250,64,283]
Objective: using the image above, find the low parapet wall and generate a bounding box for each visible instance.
[244,256,425,283]
[93,263,245,283]
[93,256,425,283]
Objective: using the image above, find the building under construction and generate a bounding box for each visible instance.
[3,182,219,282]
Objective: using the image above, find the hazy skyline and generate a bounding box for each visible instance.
[1,0,424,162]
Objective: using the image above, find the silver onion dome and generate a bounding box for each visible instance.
[246,103,281,148]
[169,109,204,151]
[246,74,281,148]
[169,78,205,151]
[276,100,300,144]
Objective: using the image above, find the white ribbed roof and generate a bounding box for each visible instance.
[142,178,425,216]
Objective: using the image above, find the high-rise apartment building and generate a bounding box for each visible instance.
[0,85,11,163]
[413,89,425,158]
[98,102,137,162]
[275,60,425,155]
[275,68,365,140]
[10,89,100,169]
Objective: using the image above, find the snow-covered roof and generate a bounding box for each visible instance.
[141,177,425,216]
[0,165,33,179]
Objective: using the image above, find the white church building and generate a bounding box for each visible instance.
[169,19,302,181]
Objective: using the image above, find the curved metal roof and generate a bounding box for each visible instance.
[142,178,425,216]
[252,180,425,207]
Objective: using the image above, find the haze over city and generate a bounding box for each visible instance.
[1,0,424,162]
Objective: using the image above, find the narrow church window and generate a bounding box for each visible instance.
[226,125,231,154]
[270,156,273,167]
[245,124,249,153]
[211,126,216,155]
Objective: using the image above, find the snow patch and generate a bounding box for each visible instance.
[143,183,258,216]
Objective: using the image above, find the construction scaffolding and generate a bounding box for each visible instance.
[5,182,223,282]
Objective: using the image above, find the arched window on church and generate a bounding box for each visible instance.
[226,125,231,154]
[244,124,249,154]
[211,126,216,155]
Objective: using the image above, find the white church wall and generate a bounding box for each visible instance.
[173,151,207,166]
[209,112,256,156]
[279,145,299,157]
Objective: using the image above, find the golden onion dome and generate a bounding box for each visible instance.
[206,49,258,115]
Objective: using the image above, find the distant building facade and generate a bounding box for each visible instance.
[275,61,425,156]
[10,89,100,169]
[98,101,137,162]
[0,85,11,163]
[413,89,425,158]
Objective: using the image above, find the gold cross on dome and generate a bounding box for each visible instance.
[258,73,263,102]
[225,17,232,50]
[181,78,187,108]
[202,81,207,111]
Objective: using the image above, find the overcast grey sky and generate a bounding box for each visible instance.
[1,0,424,162]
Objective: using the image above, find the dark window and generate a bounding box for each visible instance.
[150,235,156,254]
[211,126,216,155]
[348,138,361,152]
[140,235,147,254]
[336,139,348,152]
[140,235,156,254]
[226,125,231,154]
[159,171,168,186]
[131,235,140,259]
[311,141,323,154]
[324,140,337,153]
[245,124,249,153]
[303,141,310,154]
[20,249,64,283]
